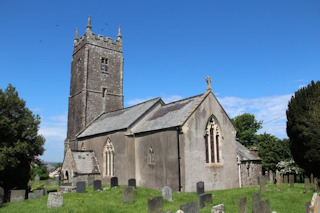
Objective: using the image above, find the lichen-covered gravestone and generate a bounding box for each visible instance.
[238,197,248,213]
[148,196,163,213]
[180,201,199,213]
[162,186,172,201]
[0,187,4,207]
[199,193,212,209]
[252,193,261,204]
[252,200,270,213]
[10,190,25,202]
[28,190,44,199]
[47,192,63,208]
[196,181,204,196]
[122,186,134,203]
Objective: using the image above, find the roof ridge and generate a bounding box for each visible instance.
[163,93,203,105]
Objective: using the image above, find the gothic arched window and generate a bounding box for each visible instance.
[104,138,114,176]
[204,116,222,164]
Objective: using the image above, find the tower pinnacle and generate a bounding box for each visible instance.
[117,26,122,41]
[86,16,92,34]
[74,28,79,41]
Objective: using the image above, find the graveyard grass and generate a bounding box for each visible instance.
[0,183,316,212]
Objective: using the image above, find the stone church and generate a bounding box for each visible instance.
[61,17,262,192]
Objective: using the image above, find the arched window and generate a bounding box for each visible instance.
[81,142,86,151]
[204,116,222,164]
[103,138,114,176]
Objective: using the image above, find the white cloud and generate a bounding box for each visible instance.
[39,113,67,143]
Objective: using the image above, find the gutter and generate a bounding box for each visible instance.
[176,127,182,192]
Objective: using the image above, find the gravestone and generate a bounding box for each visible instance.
[276,172,282,187]
[93,180,102,191]
[260,178,266,193]
[252,193,261,204]
[196,181,204,196]
[180,201,199,213]
[305,178,310,193]
[284,175,288,184]
[111,177,118,188]
[252,200,271,213]
[211,204,224,213]
[289,174,294,187]
[128,179,136,188]
[88,176,95,186]
[122,186,134,203]
[311,174,314,184]
[47,192,63,208]
[0,187,4,207]
[199,193,212,209]
[10,190,25,202]
[76,181,86,193]
[238,197,248,213]
[28,190,44,199]
[162,186,172,201]
[43,188,47,195]
[269,170,273,183]
[35,174,40,184]
[148,196,163,213]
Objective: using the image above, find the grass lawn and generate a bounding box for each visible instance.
[0,183,316,212]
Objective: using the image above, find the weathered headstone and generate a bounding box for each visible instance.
[289,174,294,187]
[252,200,271,213]
[305,178,310,193]
[284,175,288,184]
[238,197,248,213]
[260,178,266,193]
[180,201,199,213]
[276,172,282,187]
[88,176,95,186]
[212,204,224,213]
[35,174,40,184]
[196,181,204,196]
[199,193,212,209]
[10,190,25,202]
[148,196,163,213]
[252,193,261,204]
[28,190,44,199]
[310,174,314,184]
[122,186,134,203]
[93,180,102,191]
[128,179,136,188]
[269,170,273,183]
[162,186,172,201]
[0,187,4,207]
[47,192,63,208]
[76,181,86,193]
[111,177,118,188]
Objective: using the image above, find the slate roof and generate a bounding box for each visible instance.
[72,151,100,174]
[236,142,262,161]
[78,98,161,138]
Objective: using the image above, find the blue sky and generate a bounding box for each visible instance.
[1,0,319,162]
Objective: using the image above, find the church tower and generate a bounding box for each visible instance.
[66,17,124,150]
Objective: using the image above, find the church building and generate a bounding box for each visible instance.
[61,17,262,192]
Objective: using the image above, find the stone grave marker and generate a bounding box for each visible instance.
[28,190,44,199]
[252,200,271,213]
[162,186,172,201]
[111,177,118,188]
[260,178,266,193]
[47,192,63,208]
[211,204,224,213]
[252,193,261,204]
[269,170,273,183]
[199,193,212,209]
[0,187,4,207]
[148,196,163,213]
[276,172,282,187]
[289,174,294,187]
[88,176,95,186]
[10,190,25,202]
[122,186,134,203]
[128,178,136,188]
[76,181,86,193]
[180,201,199,213]
[238,197,248,213]
[196,181,204,196]
[35,174,40,184]
[305,178,310,193]
[93,180,102,191]
[311,174,314,184]
[284,175,288,184]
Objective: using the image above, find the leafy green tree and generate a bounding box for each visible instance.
[232,113,262,147]
[0,84,45,193]
[286,80,320,177]
[31,159,49,180]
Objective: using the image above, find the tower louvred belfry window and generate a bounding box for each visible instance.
[204,116,221,164]
[101,57,108,73]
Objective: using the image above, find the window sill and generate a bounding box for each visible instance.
[205,163,223,168]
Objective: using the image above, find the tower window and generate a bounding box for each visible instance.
[101,58,108,73]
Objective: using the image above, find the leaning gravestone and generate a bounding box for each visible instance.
[252,193,261,204]
[122,186,134,203]
[180,201,199,213]
[128,179,136,188]
[162,186,172,201]
[199,193,212,209]
[111,177,118,188]
[305,178,310,193]
[0,187,4,207]
[93,180,102,191]
[148,196,163,213]
[196,181,205,196]
[76,181,86,193]
[238,197,248,213]
[35,175,40,184]
[10,190,25,202]
[252,200,271,213]
[211,204,224,213]
[47,192,63,208]
[28,190,44,199]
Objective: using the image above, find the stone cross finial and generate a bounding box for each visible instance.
[206,76,211,91]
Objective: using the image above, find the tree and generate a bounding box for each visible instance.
[0,84,45,193]
[286,80,320,177]
[232,113,262,147]
[31,159,49,180]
